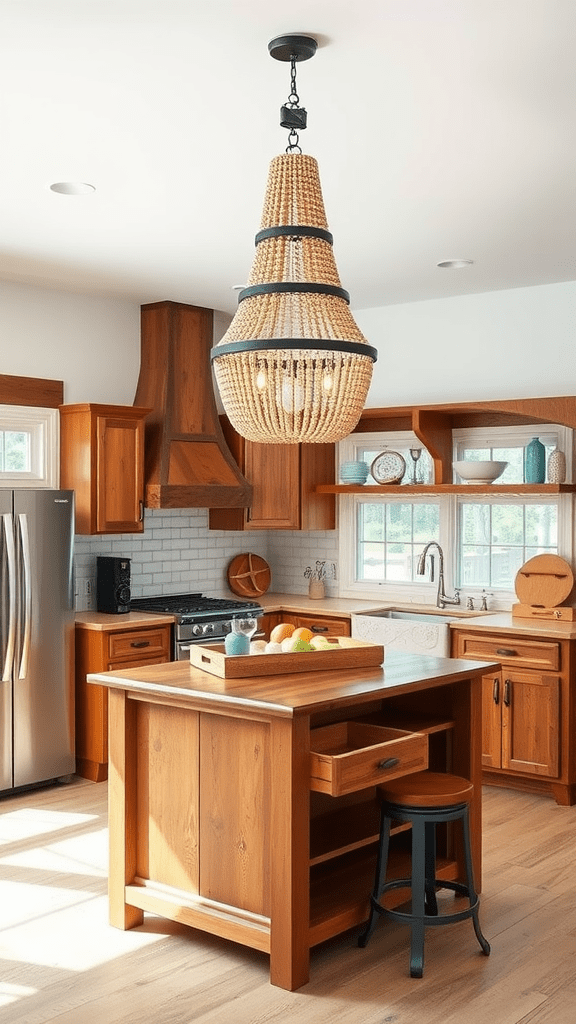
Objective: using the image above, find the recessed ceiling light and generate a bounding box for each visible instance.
[49,182,96,195]
[436,259,474,269]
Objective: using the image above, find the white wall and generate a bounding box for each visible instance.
[357,280,576,407]
[0,280,140,404]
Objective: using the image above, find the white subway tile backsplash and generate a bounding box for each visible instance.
[74,505,339,610]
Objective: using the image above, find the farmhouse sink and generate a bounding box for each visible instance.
[351,606,478,657]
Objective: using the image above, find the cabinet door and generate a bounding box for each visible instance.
[96,412,145,533]
[244,441,300,529]
[501,671,560,777]
[481,671,503,768]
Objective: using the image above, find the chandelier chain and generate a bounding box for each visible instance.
[283,55,304,154]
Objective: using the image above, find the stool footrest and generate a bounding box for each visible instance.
[369,878,480,927]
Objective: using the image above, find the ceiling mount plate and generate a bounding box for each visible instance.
[268,35,317,62]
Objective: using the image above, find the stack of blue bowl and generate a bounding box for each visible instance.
[339,460,369,485]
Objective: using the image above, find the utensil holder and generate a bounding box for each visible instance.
[308,579,325,600]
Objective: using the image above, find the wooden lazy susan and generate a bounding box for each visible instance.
[512,554,576,620]
[227,552,271,598]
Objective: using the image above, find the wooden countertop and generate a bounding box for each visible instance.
[448,610,576,640]
[75,610,175,631]
[88,650,497,718]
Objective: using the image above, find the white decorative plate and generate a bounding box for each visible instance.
[370,450,406,485]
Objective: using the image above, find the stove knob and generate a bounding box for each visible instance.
[192,624,204,636]
[205,623,214,635]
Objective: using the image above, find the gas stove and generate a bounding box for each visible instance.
[130,593,265,660]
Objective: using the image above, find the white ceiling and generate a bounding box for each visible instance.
[1,0,575,317]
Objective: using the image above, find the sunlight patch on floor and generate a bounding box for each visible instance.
[0,827,109,877]
[0,807,98,844]
[0,982,37,1009]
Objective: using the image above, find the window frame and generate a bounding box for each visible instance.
[0,405,59,488]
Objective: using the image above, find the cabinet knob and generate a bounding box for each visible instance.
[492,678,500,704]
[377,757,400,771]
[311,625,329,633]
[503,679,512,706]
[496,648,517,657]
[131,640,150,648]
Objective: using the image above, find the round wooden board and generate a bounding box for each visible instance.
[514,554,574,608]
[227,553,271,598]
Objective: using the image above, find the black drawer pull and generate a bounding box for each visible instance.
[496,648,517,657]
[492,678,500,704]
[311,625,329,633]
[377,757,400,771]
[503,679,512,706]
[131,640,151,648]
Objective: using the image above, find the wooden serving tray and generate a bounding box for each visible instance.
[189,637,384,679]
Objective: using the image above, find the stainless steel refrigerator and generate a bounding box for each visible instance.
[1,489,75,794]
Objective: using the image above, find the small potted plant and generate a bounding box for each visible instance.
[304,560,335,600]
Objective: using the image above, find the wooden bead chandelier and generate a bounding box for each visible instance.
[211,34,378,445]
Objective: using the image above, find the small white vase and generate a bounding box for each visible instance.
[547,447,566,484]
[308,578,325,600]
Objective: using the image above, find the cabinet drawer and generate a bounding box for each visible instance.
[107,627,170,663]
[310,722,428,796]
[308,616,350,638]
[454,632,560,671]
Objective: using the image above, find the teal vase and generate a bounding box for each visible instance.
[524,437,545,483]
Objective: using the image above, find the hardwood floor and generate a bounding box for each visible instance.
[1,778,575,1024]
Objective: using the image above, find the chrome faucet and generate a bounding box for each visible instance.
[416,542,460,609]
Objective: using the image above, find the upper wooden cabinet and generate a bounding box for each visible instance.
[60,403,150,534]
[209,416,336,531]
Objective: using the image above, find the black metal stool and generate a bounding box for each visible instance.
[358,771,491,977]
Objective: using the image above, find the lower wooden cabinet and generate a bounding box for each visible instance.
[260,611,351,640]
[75,620,171,781]
[452,627,573,804]
[480,668,559,776]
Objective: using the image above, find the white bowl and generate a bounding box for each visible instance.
[453,460,508,484]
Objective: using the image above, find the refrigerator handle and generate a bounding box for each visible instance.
[2,513,16,682]
[17,513,32,679]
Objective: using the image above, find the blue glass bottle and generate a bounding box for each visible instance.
[524,437,545,484]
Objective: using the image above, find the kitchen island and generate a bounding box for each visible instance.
[89,650,496,990]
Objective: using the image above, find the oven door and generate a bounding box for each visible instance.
[175,621,265,661]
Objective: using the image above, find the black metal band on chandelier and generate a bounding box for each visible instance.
[237,282,350,304]
[254,225,334,246]
[211,338,378,362]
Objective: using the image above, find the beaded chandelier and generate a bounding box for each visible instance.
[211,34,378,444]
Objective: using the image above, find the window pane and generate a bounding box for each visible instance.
[357,501,439,583]
[0,430,30,472]
[414,504,440,542]
[492,505,523,546]
[458,501,558,590]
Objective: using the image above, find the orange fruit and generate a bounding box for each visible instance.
[292,626,314,643]
[270,622,295,644]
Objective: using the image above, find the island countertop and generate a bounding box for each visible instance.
[87,648,498,717]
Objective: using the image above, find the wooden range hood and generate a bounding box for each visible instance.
[134,300,252,509]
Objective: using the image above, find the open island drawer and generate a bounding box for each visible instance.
[310,721,428,796]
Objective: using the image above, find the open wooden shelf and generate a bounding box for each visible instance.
[316,483,576,495]
[332,396,576,488]
[308,842,458,947]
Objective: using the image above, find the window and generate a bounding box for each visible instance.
[0,406,59,488]
[338,425,572,606]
